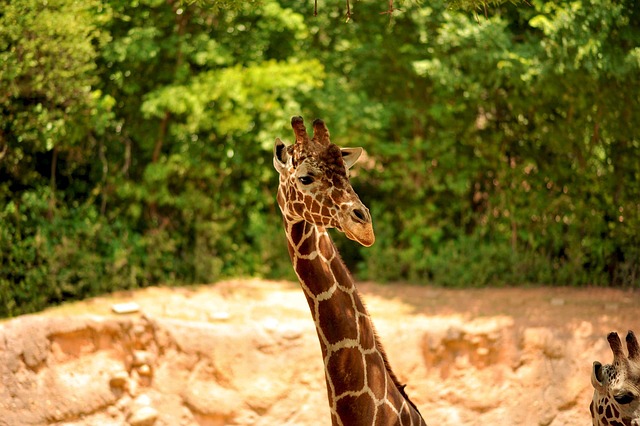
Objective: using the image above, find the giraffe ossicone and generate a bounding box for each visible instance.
[590,330,640,426]
[274,116,426,426]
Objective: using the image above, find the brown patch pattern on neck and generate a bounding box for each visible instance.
[280,214,426,425]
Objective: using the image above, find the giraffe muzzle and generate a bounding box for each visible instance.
[342,206,375,247]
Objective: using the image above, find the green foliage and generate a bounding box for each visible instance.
[447,0,524,16]
[0,0,109,184]
[344,0,640,287]
[1,0,639,317]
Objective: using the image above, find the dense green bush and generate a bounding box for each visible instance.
[1,0,638,317]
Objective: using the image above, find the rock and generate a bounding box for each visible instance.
[422,316,515,376]
[128,405,158,426]
[521,327,564,359]
[132,323,147,336]
[281,325,303,341]
[138,364,152,376]
[116,395,133,411]
[0,316,126,425]
[112,302,141,314]
[110,371,129,389]
[107,405,121,418]
[132,394,152,408]
[5,317,51,370]
[182,381,242,419]
[209,311,231,321]
[133,350,155,367]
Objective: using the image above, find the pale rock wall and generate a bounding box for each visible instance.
[0,310,607,426]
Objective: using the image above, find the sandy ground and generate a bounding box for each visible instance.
[41,279,639,335]
[2,279,639,425]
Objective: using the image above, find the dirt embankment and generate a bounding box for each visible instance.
[1,280,638,426]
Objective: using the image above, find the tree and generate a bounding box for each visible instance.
[1,0,638,317]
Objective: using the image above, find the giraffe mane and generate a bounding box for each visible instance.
[333,239,422,415]
[361,289,423,414]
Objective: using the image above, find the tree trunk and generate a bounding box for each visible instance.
[48,146,58,219]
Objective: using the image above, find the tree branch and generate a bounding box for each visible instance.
[48,146,58,219]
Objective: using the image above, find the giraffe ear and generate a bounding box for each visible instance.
[341,147,363,170]
[626,330,640,360]
[591,361,606,390]
[274,138,290,173]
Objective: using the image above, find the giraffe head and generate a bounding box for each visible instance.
[591,330,640,426]
[273,116,374,247]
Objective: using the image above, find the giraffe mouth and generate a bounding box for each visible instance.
[343,223,375,247]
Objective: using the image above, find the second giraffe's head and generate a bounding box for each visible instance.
[591,330,640,426]
[273,116,375,247]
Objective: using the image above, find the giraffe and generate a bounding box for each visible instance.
[273,116,427,426]
[590,330,640,426]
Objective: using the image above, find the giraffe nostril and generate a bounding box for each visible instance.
[351,208,369,224]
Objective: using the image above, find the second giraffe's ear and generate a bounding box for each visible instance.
[341,147,363,170]
[274,138,290,173]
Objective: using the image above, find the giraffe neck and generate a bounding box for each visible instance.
[282,216,426,426]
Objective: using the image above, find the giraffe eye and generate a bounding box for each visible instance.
[614,392,635,405]
[298,176,314,185]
